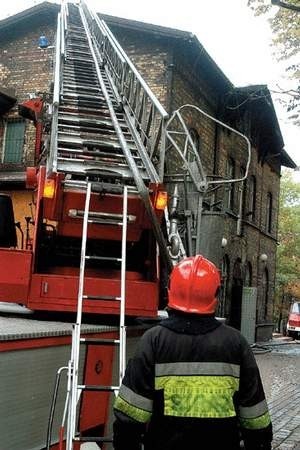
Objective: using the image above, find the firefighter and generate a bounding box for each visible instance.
[113,255,273,450]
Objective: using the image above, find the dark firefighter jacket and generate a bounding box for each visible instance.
[113,311,272,450]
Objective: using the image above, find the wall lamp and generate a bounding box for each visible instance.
[259,253,268,263]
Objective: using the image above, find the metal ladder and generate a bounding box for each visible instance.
[65,182,128,449]
[48,1,183,271]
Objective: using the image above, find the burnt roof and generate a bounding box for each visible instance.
[225,85,296,168]
[0,2,59,29]
[0,2,59,39]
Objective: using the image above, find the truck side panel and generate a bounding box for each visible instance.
[0,249,32,303]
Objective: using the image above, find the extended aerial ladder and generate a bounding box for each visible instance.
[46,0,176,269]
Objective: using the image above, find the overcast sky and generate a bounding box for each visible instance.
[1,0,299,174]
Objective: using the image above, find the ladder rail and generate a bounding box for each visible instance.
[67,182,92,450]
[81,0,169,179]
[79,3,173,272]
[47,11,62,176]
[65,183,129,448]
[119,186,128,383]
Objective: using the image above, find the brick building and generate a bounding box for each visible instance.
[0,2,296,341]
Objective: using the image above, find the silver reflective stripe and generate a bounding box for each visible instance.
[155,362,240,378]
[119,384,153,412]
[239,399,269,418]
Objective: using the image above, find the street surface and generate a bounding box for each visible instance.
[255,338,300,450]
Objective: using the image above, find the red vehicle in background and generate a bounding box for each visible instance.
[286,301,300,339]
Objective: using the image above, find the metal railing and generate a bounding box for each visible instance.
[165,104,252,254]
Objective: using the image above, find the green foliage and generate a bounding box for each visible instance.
[247,0,300,124]
[276,170,300,291]
[273,170,300,327]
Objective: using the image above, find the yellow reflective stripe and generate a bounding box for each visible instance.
[114,396,152,423]
[155,375,239,418]
[240,411,271,430]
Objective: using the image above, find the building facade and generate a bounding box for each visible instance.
[0,3,296,341]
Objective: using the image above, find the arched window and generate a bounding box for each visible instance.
[188,128,200,163]
[189,128,200,152]
[217,255,229,318]
[244,262,252,287]
[266,192,273,233]
[233,257,243,285]
[226,158,235,210]
[247,175,256,222]
[239,166,246,221]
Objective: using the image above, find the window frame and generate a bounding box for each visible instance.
[2,119,26,165]
[266,192,273,234]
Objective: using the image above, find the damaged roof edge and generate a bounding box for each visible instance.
[234,85,296,169]
[0,2,59,31]
[99,12,233,91]
[281,150,297,169]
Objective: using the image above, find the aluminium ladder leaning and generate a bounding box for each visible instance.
[65,182,128,449]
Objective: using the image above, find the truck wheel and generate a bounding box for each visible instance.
[287,330,296,339]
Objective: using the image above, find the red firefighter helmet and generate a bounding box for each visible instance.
[168,255,221,314]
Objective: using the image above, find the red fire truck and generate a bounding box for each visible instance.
[0,2,250,449]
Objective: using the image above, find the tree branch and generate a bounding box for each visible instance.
[271,0,300,12]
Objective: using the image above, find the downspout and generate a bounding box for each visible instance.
[165,43,175,115]
[213,103,220,175]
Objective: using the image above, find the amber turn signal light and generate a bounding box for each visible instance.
[154,191,168,210]
[43,179,55,199]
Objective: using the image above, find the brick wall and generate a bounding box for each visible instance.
[108,22,281,339]
[0,19,56,167]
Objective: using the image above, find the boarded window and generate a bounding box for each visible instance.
[247,175,256,222]
[217,255,230,318]
[3,120,25,164]
[244,262,252,287]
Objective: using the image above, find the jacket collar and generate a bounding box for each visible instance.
[160,310,221,335]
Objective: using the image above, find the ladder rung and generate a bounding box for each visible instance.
[74,435,112,443]
[68,209,136,224]
[62,179,139,194]
[78,384,119,391]
[87,218,123,226]
[82,294,121,301]
[85,255,122,262]
[80,338,120,345]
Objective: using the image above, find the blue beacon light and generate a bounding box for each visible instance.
[38,36,49,49]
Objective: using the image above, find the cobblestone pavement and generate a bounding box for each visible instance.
[255,339,300,450]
